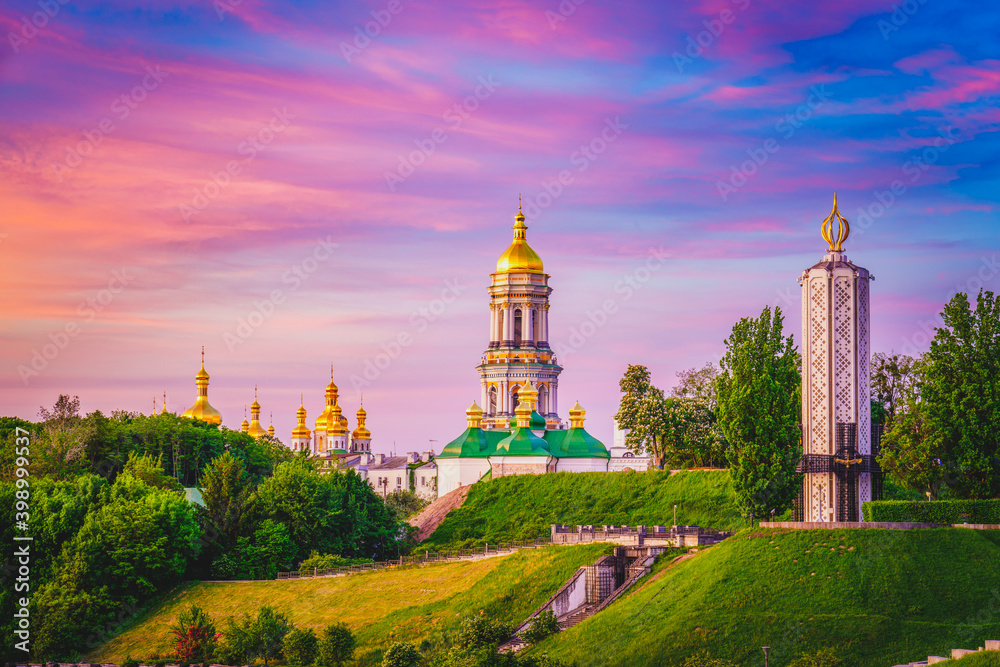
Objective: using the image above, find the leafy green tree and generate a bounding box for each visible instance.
[31,553,118,661]
[522,610,559,645]
[924,290,1000,499]
[384,489,429,520]
[35,395,93,479]
[870,353,920,428]
[382,642,422,667]
[284,627,319,666]
[234,519,297,579]
[878,360,948,500]
[615,364,670,468]
[123,451,184,492]
[170,604,219,663]
[221,605,292,666]
[55,466,200,603]
[316,622,356,666]
[717,306,802,519]
[200,451,252,549]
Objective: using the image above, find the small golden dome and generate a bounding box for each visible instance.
[466,401,484,429]
[569,401,586,429]
[182,347,222,425]
[496,201,544,274]
[352,398,371,440]
[292,396,311,440]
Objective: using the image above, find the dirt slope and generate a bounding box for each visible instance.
[408,485,471,541]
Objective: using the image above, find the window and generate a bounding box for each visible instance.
[513,308,522,346]
[511,386,520,411]
[421,476,425,486]
[488,386,497,416]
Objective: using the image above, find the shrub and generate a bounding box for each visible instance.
[298,550,374,572]
[522,610,559,645]
[219,605,293,666]
[317,622,356,666]
[456,612,514,649]
[284,628,319,666]
[382,642,422,667]
[170,604,219,663]
[682,651,737,667]
[862,499,1000,524]
[787,647,842,667]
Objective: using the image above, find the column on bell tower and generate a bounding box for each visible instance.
[799,195,874,523]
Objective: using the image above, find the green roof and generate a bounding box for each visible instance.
[438,427,490,458]
[508,410,547,430]
[496,426,551,457]
[548,427,611,459]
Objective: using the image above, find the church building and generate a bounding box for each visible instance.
[436,204,610,496]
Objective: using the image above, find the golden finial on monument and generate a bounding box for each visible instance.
[821,192,851,253]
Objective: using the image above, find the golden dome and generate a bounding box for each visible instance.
[182,347,222,425]
[496,201,544,274]
[466,401,484,429]
[240,407,249,434]
[292,396,311,440]
[352,398,371,440]
[569,401,586,429]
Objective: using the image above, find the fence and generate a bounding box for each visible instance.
[277,538,554,580]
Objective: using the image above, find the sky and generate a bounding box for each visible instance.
[1,0,998,452]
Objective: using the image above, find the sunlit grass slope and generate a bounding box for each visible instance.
[87,543,607,665]
[532,528,1000,667]
[422,469,743,549]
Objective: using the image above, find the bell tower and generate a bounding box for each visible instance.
[477,201,563,430]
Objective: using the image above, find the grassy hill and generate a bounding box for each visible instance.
[87,543,608,666]
[421,469,744,549]
[529,527,1000,667]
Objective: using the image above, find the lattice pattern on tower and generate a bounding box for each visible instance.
[833,277,855,425]
[809,279,829,455]
[857,278,871,455]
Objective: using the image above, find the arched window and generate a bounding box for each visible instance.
[488,386,498,416]
[497,309,504,342]
[538,384,548,414]
[513,309,522,346]
[511,385,520,411]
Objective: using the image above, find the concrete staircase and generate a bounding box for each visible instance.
[498,547,663,654]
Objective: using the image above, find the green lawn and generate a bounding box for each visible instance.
[529,528,1000,667]
[87,543,608,666]
[421,469,745,549]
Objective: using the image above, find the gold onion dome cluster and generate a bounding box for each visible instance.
[495,203,544,274]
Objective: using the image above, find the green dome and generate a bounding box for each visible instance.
[496,427,550,457]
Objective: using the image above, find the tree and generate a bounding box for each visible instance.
[878,361,947,500]
[717,306,802,519]
[923,290,1000,499]
[233,519,297,579]
[870,353,920,427]
[221,605,292,666]
[284,628,319,666]
[384,489,429,520]
[35,395,94,479]
[382,642,422,667]
[200,451,252,554]
[170,604,219,663]
[615,365,669,468]
[316,622,356,666]
[522,610,559,645]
